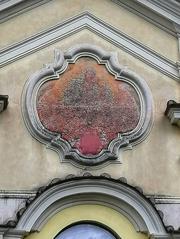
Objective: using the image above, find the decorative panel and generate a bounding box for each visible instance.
[22,44,153,167]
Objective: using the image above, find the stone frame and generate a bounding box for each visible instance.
[2,176,168,239]
[22,44,153,167]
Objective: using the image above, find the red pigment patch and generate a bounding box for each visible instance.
[37,57,140,156]
[76,130,102,155]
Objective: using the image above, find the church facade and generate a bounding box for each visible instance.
[0,0,180,238]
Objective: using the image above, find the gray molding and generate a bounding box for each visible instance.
[129,0,180,24]
[0,178,180,235]
[0,95,8,113]
[174,23,180,61]
[150,236,172,239]
[0,191,36,199]
[1,0,180,36]
[0,12,179,81]
[14,177,166,236]
[22,44,153,167]
[0,173,176,239]
[2,229,26,239]
[1,190,180,205]
[112,0,178,37]
[0,0,52,23]
[147,196,180,204]
[165,100,180,127]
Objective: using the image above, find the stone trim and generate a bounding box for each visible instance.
[125,0,180,24]
[0,191,36,199]
[0,176,180,236]
[147,195,180,204]
[1,0,180,36]
[165,100,180,127]
[0,12,179,81]
[1,189,180,204]
[0,0,52,23]
[14,177,167,236]
[112,0,179,36]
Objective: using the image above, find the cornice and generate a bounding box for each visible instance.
[0,12,179,82]
[129,0,180,24]
[0,0,25,11]
[0,0,52,23]
[147,196,180,204]
[1,188,180,205]
[1,0,180,37]
[112,0,178,37]
[0,190,36,199]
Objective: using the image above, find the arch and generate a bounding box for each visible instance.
[15,177,167,238]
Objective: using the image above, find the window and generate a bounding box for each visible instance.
[55,223,118,239]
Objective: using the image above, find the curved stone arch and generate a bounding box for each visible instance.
[22,44,153,167]
[16,177,166,238]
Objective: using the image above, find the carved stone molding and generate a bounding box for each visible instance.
[16,177,166,235]
[1,176,175,239]
[0,12,179,82]
[113,0,180,36]
[1,176,180,235]
[0,95,8,113]
[165,100,180,127]
[22,44,153,167]
[0,0,52,23]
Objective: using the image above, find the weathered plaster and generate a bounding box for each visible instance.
[37,57,140,154]
[156,203,180,231]
[0,0,179,62]
[0,198,26,225]
[0,30,179,195]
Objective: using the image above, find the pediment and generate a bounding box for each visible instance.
[0,12,179,81]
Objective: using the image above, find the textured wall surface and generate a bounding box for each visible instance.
[37,57,140,155]
[0,1,179,197]
[0,0,178,62]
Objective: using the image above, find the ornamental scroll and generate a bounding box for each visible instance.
[22,44,153,167]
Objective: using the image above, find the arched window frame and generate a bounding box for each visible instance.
[2,176,169,239]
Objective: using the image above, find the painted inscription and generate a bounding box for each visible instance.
[37,57,140,156]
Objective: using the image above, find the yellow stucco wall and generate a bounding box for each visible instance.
[25,204,148,239]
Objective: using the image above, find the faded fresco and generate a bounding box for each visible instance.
[37,57,140,156]
[55,224,117,239]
